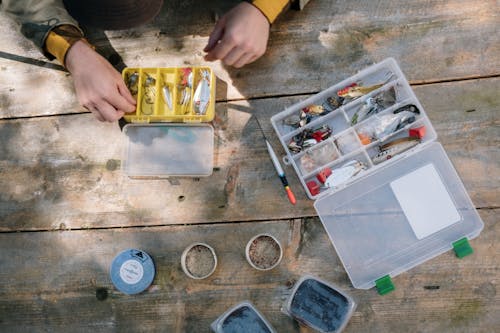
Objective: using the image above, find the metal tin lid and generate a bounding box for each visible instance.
[122,123,214,178]
[110,249,155,295]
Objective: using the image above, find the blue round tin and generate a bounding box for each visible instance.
[110,249,155,295]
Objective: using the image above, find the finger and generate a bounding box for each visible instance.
[222,47,246,67]
[85,104,105,122]
[249,54,260,63]
[204,34,236,62]
[117,81,137,107]
[232,52,255,68]
[204,17,226,52]
[95,101,124,122]
[93,110,105,122]
[111,84,136,113]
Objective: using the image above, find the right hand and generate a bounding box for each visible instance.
[65,40,136,122]
[203,2,270,68]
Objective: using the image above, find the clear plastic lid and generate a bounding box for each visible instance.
[314,142,484,289]
[210,301,276,333]
[282,275,356,333]
[122,123,214,177]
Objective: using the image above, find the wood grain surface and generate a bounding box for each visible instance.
[1,0,499,118]
[0,78,497,231]
[0,211,497,332]
[0,0,498,332]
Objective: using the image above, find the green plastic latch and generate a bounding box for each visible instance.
[375,275,395,295]
[453,237,473,258]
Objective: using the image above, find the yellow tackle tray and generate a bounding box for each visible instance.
[122,66,215,123]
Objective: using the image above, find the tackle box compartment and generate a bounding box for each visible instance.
[270,58,484,291]
[122,66,215,123]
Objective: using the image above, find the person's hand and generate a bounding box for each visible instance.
[204,2,270,68]
[65,40,136,122]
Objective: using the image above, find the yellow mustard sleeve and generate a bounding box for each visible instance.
[251,0,290,23]
[45,30,73,66]
[43,25,89,67]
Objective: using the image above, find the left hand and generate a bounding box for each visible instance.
[204,2,270,68]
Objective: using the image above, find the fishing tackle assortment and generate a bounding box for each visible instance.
[356,104,420,143]
[268,59,484,301]
[121,66,216,178]
[288,124,333,153]
[122,66,215,122]
[271,59,434,198]
[306,160,368,196]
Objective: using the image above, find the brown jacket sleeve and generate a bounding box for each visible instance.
[0,0,82,60]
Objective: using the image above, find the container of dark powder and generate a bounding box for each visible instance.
[210,301,276,333]
[245,234,283,271]
[283,275,356,332]
[181,243,217,279]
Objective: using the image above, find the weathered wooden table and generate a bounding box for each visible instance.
[0,0,498,332]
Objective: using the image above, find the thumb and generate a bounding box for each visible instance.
[204,17,226,52]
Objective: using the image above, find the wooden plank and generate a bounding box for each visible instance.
[0,11,78,118]
[0,77,498,231]
[415,78,500,208]
[0,209,497,332]
[1,0,499,118]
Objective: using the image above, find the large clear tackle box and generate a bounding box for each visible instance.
[121,66,215,178]
[270,58,484,292]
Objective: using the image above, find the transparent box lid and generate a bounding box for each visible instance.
[122,123,214,177]
[314,142,484,289]
[210,301,276,333]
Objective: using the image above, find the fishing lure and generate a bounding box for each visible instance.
[162,85,172,111]
[178,68,193,113]
[180,68,193,87]
[372,137,420,164]
[338,71,395,100]
[324,160,367,188]
[357,104,420,141]
[324,95,344,112]
[141,75,156,115]
[338,83,383,99]
[126,72,139,96]
[302,104,325,115]
[350,87,396,125]
[288,125,333,154]
[193,70,211,114]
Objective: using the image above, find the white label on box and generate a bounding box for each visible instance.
[390,163,461,239]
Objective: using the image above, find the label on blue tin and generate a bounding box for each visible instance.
[119,259,144,284]
[110,249,155,295]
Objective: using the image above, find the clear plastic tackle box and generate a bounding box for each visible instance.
[121,66,215,178]
[271,58,484,292]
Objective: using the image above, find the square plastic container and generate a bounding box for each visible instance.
[122,123,213,177]
[210,301,276,333]
[271,58,484,291]
[282,275,356,333]
[121,66,216,178]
